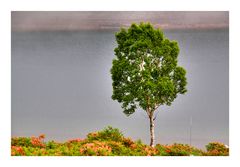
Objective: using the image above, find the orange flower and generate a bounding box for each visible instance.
[68,138,82,143]
[11,146,25,156]
[31,136,45,148]
[166,149,171,153]
[39,134,45,139]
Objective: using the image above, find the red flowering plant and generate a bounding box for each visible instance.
[155,144,170,156]
[79,141,112,156]
[11,146,25,156]
[122,137,135,147]
[143,146,158,156]
[107,138,143,156]
[10,127,229,156]
[205,142,229,156]
[106,141,127,155]
[12,134,46,149]
[155,143,203,156]
[30,135,46,148]
[164,143,192,156]
[67,138,82,143]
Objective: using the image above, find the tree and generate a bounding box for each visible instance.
[110,22,187,147]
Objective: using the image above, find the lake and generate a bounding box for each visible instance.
[11,29,229,149]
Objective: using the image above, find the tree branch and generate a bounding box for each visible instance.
[153,105,161,121]
[153,110,159,121]
[154,104,161,111]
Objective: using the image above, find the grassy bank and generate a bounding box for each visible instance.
[11,126,229,156]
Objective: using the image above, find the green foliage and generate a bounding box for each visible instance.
[46,140,59,149]
[87,126,124,142]
[205,142,229,156]
[11,135,45,148]
[165,143,192,156]
[79,141,112,156]
[155,143,204,156]
[11,127,228,156]
[11,137,32,147]
[111,22,187,116]
[154,144,169,156]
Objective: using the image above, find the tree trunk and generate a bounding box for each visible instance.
[149,115,155,147]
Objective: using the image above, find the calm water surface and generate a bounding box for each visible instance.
[12,29,229,149]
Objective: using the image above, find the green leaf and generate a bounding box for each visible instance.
[111,22,187,116]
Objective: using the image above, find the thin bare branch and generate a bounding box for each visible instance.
[153,107,161,121]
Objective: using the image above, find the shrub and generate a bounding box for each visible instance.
[165,143,192,156]
[11,135,45,148]
[30,135,45,148]
[122,137,135,147]
[11,137,32,147]
[87,126,123,142]
[79,141,112,156]
[11,146,25,156]
[106,141,129,156]
[46,140,59,149]
[11,127,229,156]
[205,142,229,156]
[155,143,203,156]
[155,144,169,156]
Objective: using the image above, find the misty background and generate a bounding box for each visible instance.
[11,12,229,149]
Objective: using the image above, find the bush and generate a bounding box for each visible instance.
[11,134,45,148]
[11,146,25,156]
[79,141,112,156]
[155,144,170,156]
[107,141,127,155]
[11,137,32,147]
[205,142,229,156]
[87,126,123,142]
[155,143,203,156]
[168,144,191,156]
[46,140,59,149]
[11,127,229,156]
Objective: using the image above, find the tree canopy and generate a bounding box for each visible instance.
[111,22,187,117]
